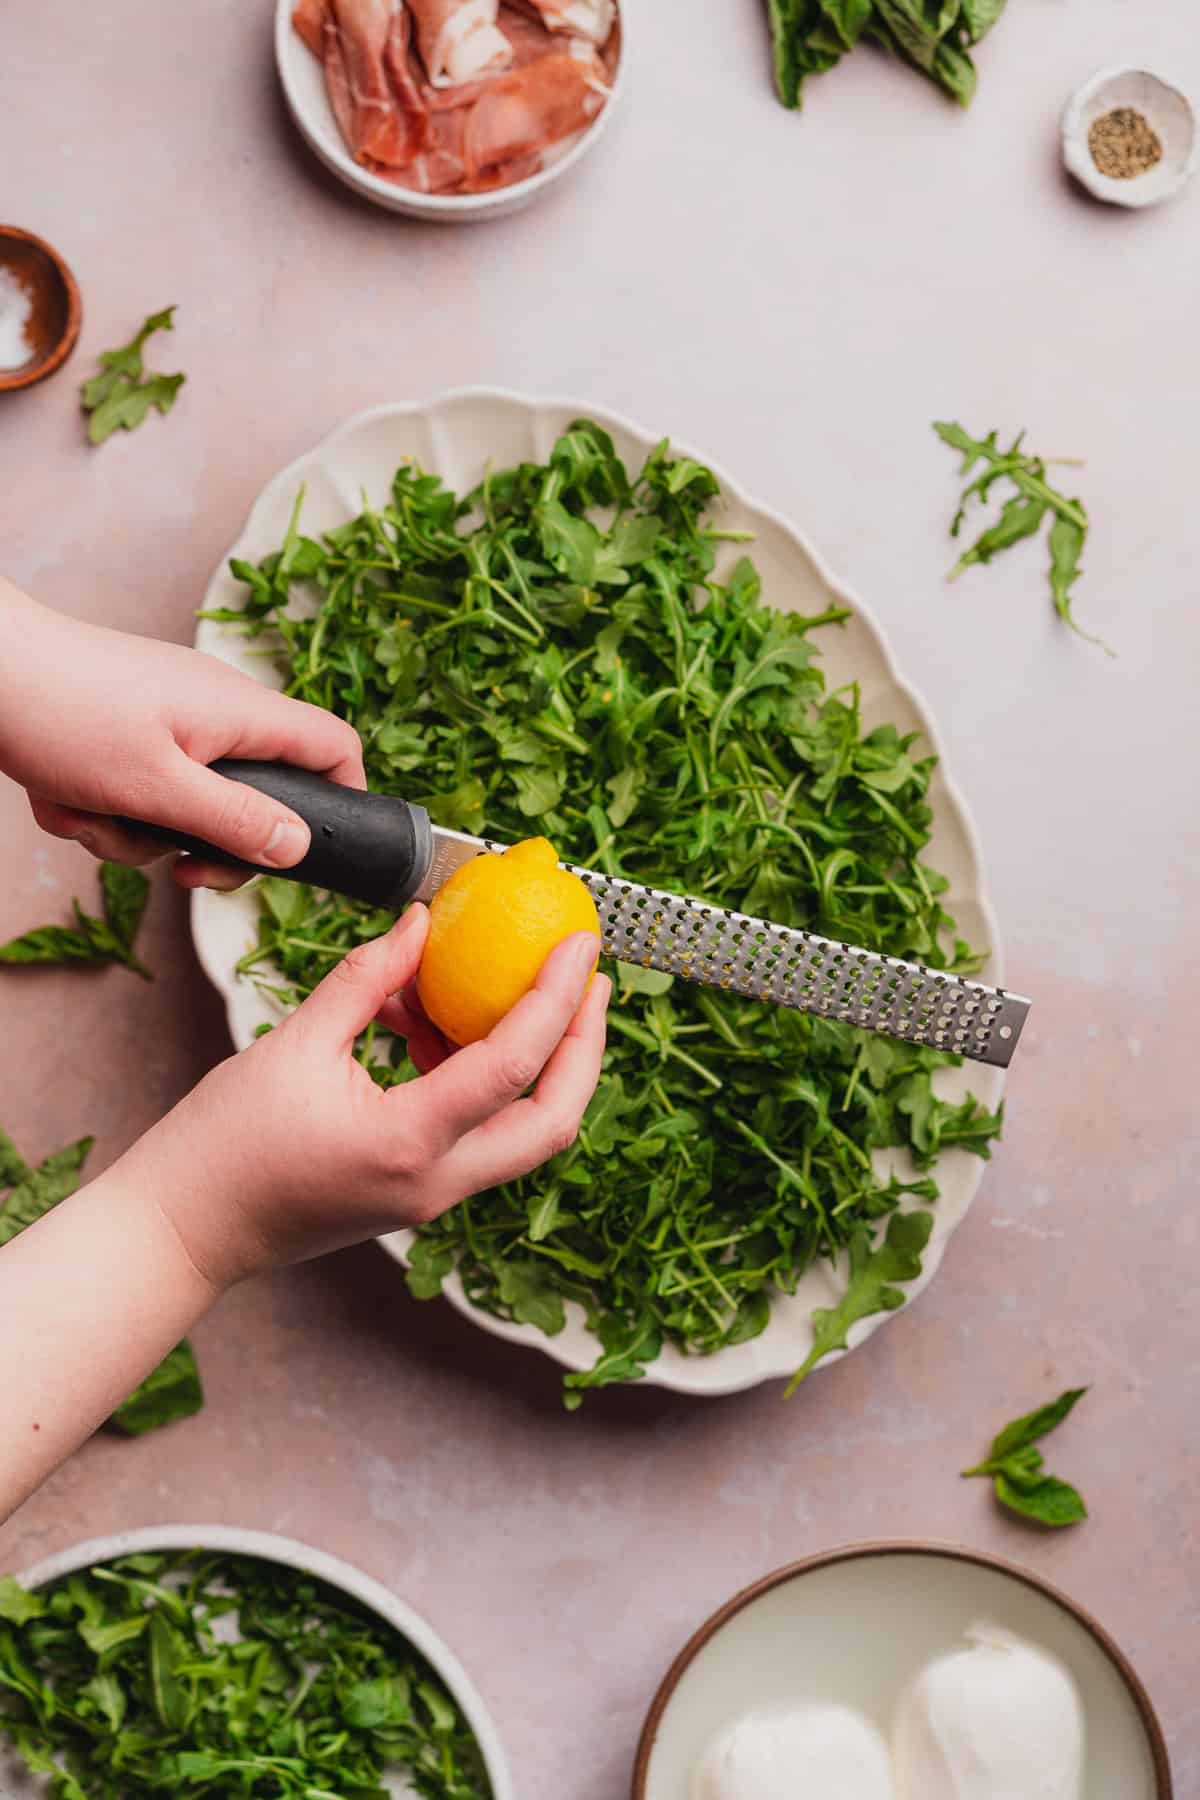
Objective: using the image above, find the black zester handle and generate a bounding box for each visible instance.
[118,760,432,911]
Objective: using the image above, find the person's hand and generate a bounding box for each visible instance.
[0,580,363,889]
[122,907,610,1290]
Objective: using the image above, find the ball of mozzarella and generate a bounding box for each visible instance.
[892,1623,1084,1800]
[692,1704,894,1800]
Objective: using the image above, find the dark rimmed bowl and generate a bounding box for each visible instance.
[632,1541,1172,1799]
[0,227,81,393]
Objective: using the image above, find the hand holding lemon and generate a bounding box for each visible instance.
[417,838,602,1048]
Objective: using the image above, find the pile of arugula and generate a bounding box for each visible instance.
[0,1550,491,1798]
[0,1126,201,1437]
[767,0,1008,111]
[1,862,153,978]
[213,421,1003,1402]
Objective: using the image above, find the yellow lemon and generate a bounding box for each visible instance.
[417,837,600,1047]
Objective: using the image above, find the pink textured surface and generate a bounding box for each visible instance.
[1,2,1198,1794]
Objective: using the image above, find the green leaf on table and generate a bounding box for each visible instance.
[0,1128,31,1189]
[993,1470,1088,1527]
[86,374,185,446]
[785,1210,933,1394]
[934,419,1113,652]
[108,1341,204,1437]
[0,1125,203,1438]
[962,1386,1089,1528]
[0,1135,95,1247]
[0,863,152,978]
[100,863,150,952]
[81,307,185,446]
[983,1384,1088,1462]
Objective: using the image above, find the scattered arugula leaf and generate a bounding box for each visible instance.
[766,0,1007,111]
[80,307,185,446]
[962,1386,1089,1527]
[934,421,1114,654]
[0,1125,202,1435]
[0,1550,492,1798]
[0,862,152,978]
[107,1341,204,1437]
[218,422,1003,1401]
[0,1132,95,1249]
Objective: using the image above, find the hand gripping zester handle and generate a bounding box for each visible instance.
[118,759,433,911]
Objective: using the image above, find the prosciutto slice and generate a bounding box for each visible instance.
[407,0,513,87]
[462,44,608,179]
[292,0,328,58]
[523,0,614,44]
[321,0,424,166]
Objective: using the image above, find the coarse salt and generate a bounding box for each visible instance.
[0,265,34,371]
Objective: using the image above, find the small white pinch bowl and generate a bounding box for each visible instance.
[1062,66,1197,209]
[274,0,627,222]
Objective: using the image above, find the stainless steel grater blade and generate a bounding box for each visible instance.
[568,864,1029,1069]
[419,828,1030,1069]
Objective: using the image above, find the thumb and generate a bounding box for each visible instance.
[163,755,312,868]
[296,907,430,1052]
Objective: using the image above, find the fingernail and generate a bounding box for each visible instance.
[569,933,600,981]
[261,817,310,868]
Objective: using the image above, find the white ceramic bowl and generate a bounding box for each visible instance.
[190,388,1007,1399]
[0,1524,513,1800]
[633,1543,1172,1800]
[274,0,626,222]
[1062,66,1197,209]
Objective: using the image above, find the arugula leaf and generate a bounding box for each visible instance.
[0,862,152,978]
[0,1577,45,1626]
[934,420,1114,654]
[784,1209,933,1393]
[0,1551,492,1798]
[0,1126,203,1436]
[99,862,150,953]
[225,424,1002,1403]
[108,1340,204,1437]
[81,307,185,446]
[0,1135,95,1247]
[962,1386,1089,1527]
[86,373,185,446]
[0,1129,30,1189]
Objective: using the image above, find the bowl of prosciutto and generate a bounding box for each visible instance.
[278,0,624,219]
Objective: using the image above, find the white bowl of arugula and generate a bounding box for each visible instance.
[0,1525,511,1800]
[190,390,1007,1406]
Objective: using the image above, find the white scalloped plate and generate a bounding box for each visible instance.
[191,389,1006,1398]
[0,1525,513,1800]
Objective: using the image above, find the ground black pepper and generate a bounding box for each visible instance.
[1088,107,1163,179]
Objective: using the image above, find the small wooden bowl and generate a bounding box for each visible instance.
[0,226,82,393]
